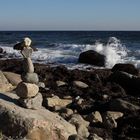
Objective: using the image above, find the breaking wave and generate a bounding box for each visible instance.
[1,37,140,69]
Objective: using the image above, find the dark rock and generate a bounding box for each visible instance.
[13,42,38,51]
[78,50,105,66]
[13,42,24,50]
[108,98,140,113]
[109,71,140,95]
[0,47,3,53]
[112,63,139,76]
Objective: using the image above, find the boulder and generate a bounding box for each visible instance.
[0,47,3,53]
[0,92,77,139]
[19,92,43,109]
[109,71,140,95]
[108,99,140,113]
[21,72,39,84]
[112,63,139,75]
[16,82,39,98]
[3,72,22,86]
[78,50,105,66]
[73,81,89,89]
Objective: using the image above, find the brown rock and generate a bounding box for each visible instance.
[73,81,89,89]
[16,82,39,98]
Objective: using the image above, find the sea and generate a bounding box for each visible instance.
[0,31,140,69]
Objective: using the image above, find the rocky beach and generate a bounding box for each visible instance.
[0,44,140,140]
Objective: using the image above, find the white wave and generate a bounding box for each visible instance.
[0,37,140,69]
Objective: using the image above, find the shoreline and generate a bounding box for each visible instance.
[0,58,140,139]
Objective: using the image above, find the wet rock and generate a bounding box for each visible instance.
[16,82,39,98]
[0,47,3,53]
[18,92,43,109]
[108,98,140,113]
[0,92,77,140]
[21,72,39,84]
[73,81,89,89]
[3,72,22,86]
[112,63,139,76]
[78,50,105,66]
[109,71,140,95]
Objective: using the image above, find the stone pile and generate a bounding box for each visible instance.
[15,37,43,109]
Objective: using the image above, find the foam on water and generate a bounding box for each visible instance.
[1,37,140,69]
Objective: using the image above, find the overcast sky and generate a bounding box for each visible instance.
[0,0,140,30]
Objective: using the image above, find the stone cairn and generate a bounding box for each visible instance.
[15,37,43,109]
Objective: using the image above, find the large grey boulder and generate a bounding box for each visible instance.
[78,50,105,66]
[0,92,77,140]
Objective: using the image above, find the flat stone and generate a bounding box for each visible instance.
[21,72,39,84]
[16,82,39,98]
[45,96,72,108]
[0,83,14,92]
[19,92,43,109]
[0,71,9,84]
[73,81,89,88]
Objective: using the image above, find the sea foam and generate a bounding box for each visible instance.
[1,37,140,69]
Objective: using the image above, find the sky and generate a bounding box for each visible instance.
[0,0,140,31]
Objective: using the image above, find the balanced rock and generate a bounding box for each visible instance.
[16,82,39,98]
[22,72,39,84]
[19,92,43,109]
[23,58,34,73]
[78,50,105,66]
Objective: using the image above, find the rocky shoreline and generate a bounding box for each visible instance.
[0,58,140,140]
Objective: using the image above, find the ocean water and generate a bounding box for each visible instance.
[0,31,140,69]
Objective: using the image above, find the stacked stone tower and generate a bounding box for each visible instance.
[15,37,43,109]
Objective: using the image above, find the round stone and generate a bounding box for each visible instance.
[16,82,39,98]
[21,73,39,84]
